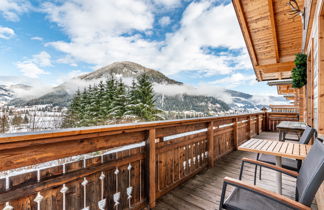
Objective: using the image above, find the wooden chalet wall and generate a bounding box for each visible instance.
[0,113,268,209]
[303,0,324,208]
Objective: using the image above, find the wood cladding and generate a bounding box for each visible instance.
[233,0,303,81]
[0,113,271,209]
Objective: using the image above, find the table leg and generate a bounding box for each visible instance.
[279,131,283,141]
[275,156,282,195]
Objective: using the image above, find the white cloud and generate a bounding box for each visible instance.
[32,51,52,67]
[211,73,257,88]
[0,0,30,21]
[42,1,251,79]
[16,61,48,78]
[42,0,153,40]
[56,55,78,67]
[15,51,52,78]
[0,26,15,39]
[159,16,171,26]
[153,0,182,9]
[31,36,43,41]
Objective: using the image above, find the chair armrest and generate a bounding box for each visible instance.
[223,177,310,210]
[242,158,299,178]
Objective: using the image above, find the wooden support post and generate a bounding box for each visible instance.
[264,112,269,131]
[207,121,215,168]
[247,116,251,140]
[146,129,156,208]
[233,118,239,149]
[256,115,260,135]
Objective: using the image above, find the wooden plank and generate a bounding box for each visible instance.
[147,128,156,208]
[255,140,268,150]
[300,144,306,156]
[260,140,273,151]
[249,139,265,150]
[232,0,260,79]
[292,144,300,156]
[255,62,295,73]
[279,142,289,153]
[207,121,215,167]
[271,141,283,153]
[267,141,278,152]
[286,143,294,155]
[268,0,279,63]
[0,131,145,171]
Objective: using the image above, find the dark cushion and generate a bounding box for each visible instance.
[258,154,299,171]
[224,187,294,210]
[297,139,324,206]
[298,126,315,144]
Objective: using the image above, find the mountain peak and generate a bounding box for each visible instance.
[79,61,183,85]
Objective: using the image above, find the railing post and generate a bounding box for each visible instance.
[256,114,260,135]
[233,117,239,149]
[247,116,251,140]
[146,128,156,208]
[207,121,215,168]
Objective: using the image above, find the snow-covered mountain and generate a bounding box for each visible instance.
[7,61,286,112]
[0,84,32,106]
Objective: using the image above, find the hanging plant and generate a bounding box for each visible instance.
[292,53,307,88]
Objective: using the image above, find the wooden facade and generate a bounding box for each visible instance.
[233,0,324,208]
[232,0,303,81]
[0,112,300,209]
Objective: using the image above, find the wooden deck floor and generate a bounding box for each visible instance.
[154,132,318,210]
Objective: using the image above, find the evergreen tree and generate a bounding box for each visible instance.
[109,79,127,120]
[23,114,29,124]
[0,114,9,133]
[97,81,106,123]
[12,115,23,126]
[88,84,100,125]
[102,76,117,121]
[124,79,139,119]
[132,74,162,121]
[62,89,82,128]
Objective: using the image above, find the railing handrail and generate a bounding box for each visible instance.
[0,112,264,143]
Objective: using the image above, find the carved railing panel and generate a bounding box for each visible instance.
[0,113,266,209]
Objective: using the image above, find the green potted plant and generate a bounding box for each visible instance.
[291,53,307,88]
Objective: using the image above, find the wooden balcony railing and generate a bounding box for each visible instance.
[263,112,299,132]
[0,112,276,209]
[269,105,299,113]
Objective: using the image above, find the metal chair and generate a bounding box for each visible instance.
[219,138,324,210]
[255,126,316,185]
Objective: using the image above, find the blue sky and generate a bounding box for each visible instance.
[0,0,279,96]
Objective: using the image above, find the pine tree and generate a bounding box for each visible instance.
[102,76,117,122]
[12,115,23,126]
[133,74,162,121]
[109,79,127,120]
[0,114,9,133]
[97,81,106,123]
[124,79,139,119]
[62,89,82,128]
[88,84,100,125]
[23,114,29,124]
[79,87,91,126]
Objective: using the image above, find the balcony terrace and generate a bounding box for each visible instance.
[0,111,317,209]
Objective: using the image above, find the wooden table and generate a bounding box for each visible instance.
[238,138,311,194]
[276,121,306,141]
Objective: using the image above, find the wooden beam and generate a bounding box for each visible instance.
[147,128,156,208]
[268,0,280,63]
[255,61,295,73]
[207,121,215,167]
[232,0,260,80]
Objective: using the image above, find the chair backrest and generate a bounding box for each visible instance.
[296,138,324,206]
[298,125,316,144]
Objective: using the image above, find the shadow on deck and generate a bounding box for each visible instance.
[154,132,318,210]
